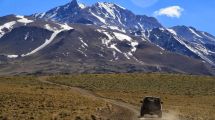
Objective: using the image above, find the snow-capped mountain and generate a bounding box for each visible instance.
[143,26,215,66]
[32,0,162,32]
[32,0,215,67]
[146,28,200,58]
[0,15,73,58]
[168,26,215,65]
[0,15,214,75]
[0,1,215,75]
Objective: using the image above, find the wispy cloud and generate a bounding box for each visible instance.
[154,6,184,18]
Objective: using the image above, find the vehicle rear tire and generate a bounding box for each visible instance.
[140,109,145,117]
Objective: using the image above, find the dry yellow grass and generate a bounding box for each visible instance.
[1,74,215,120]
[0,76,122,120]
[48,73,215,120]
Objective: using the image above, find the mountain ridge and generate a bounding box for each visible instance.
[0,0,215,75]
[32,0,163,32]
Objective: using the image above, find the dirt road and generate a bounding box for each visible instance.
[38,77,179,120]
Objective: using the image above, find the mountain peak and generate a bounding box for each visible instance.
[95,2,126,10]
[68,0,86,9]
[33,0,162,30]
[66,0,80,9]
[69,0,78,5]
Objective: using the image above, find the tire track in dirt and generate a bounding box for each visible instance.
[38,77,180,120]
[38,77,140,120]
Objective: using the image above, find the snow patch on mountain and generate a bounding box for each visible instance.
[98,30,125,58]
[173,35,214,65]
[79,37,88,48]
[0,21,16,38]
[79,3,86,9]
[90,11,106,24]
[77,49,87,57]
[131,41,139,52]
[169,26,215,66]
[97,29,141,62]
[16,15,33,25]
[193,43,209,55]
[7,55,19,58]
[189,28,203,38]
[24,32,29,40]
[101,31,113,46]
[22,30,61,56]
[48,7,60,19]
[113,32,132,41]
[123,53,131,59]
[116,5,126,10]
[113,32,139,52]
[112,51,119,60]
[159,28,165,31]
[167,28,177,36]
[35,12,46,19]
[138,23,144,30]
[22,23,73,57]
[59,23,73,30]
[97,2,117,19]
[110,44,122,53]
[202,32,215,42]
[0,16,34,38]
[45,24,55,31]
[105,26,126,33]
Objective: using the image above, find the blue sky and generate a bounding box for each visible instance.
[0,0,214,35]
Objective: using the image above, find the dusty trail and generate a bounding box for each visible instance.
[38,77,140,120]
[38,77,179,120]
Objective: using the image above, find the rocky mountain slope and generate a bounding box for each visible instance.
[32,0,215,66]
[33,0,162,32]
[169,26,215,65]
[0,0,214,75]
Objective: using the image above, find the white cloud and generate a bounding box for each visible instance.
[154,6,184,18]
